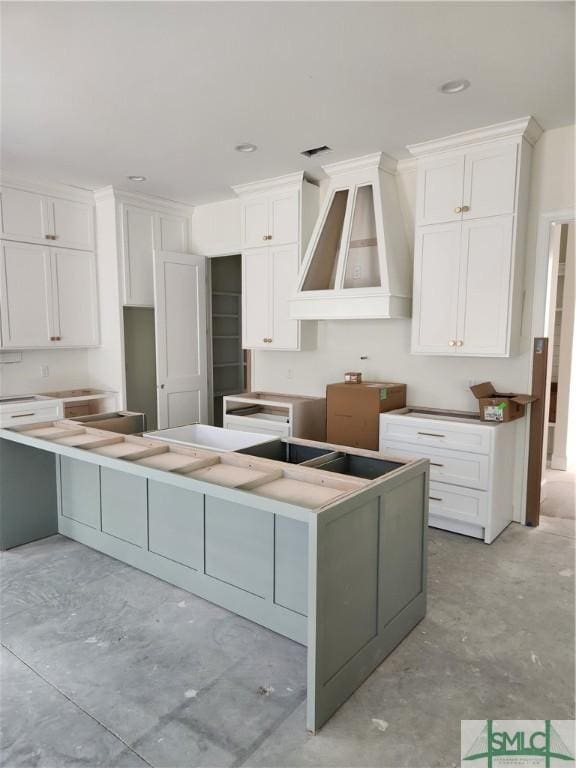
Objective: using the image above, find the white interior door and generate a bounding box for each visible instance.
[154,250,208,429]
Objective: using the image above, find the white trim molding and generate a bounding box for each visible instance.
[232,171,308,197]
[407,116,543,157]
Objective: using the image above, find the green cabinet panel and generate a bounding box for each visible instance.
[60,457,101,529]
[319,499,379,684]
[205,496,273,599]
[274,516,308,616]
[101,468,147,548]
[148,481,204,570]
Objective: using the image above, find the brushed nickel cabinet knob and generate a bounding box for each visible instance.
[454,206,462,214]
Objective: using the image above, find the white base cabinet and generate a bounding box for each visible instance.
[380,410,517,543]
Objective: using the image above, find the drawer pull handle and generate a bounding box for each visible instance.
[429,496,443,502]
[418,431,446,438]
[430,462,444,467]
[11,412,36,418]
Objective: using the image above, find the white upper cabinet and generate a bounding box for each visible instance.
[120,200,190,307]
[49,197,95,251]
[0,242,53,348]
[0,185,94,250]
[122,204,156,307]
[51,249,99,347]
[416,155,465,226]
[234,172,319,350]
[408,117,542,357]
[240,188,300,249]
[0,242,99,349]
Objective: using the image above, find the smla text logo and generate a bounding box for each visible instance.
[461,720,575,767]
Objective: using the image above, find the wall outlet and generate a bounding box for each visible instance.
[40,365,49,378]
[352,265,362,279]
[287,368,293,380]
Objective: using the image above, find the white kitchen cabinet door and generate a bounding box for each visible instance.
[154,250,208,429]
[462,144,518,221]
[269,244,299,349]
[158,213,188,253]
[411,223,461,354]
[456,216,514,356]
[122,204,156,306]
[242,198,269,249]
[269,191,299,246]
[416,154,465,226]
[0,243,53,348]
[50,197,94,251]
[51,249,99,347]
[242,247,270,349]
[0,187,50,243]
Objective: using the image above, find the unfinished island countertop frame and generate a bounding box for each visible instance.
[0,421,428,732]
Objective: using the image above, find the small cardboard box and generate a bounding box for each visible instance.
[326,381,407,450]
[470,382,537,423]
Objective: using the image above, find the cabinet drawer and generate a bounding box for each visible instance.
[223,415,290,438]
[428,481,488,526]
[0,401,63,427]
[379,416,491,455]
[379,440,489,490]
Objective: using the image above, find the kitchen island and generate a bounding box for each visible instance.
[0,420,428,732]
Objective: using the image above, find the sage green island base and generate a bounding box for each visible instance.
[0,426,428,732]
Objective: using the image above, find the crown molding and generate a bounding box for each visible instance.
[93,185,193,215]
[407,116,543,157]
[232,171,309,197]
[322,152,399,177]
[0,173,95,203]
[396,157,419,174]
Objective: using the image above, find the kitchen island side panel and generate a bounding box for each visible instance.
[0,440,58,550]
[306,462,428,732]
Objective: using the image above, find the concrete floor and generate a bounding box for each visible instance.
[1,512,574,768]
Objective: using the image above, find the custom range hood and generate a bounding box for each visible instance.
[289,153,411,320]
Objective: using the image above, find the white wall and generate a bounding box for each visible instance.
[0,349,90,395]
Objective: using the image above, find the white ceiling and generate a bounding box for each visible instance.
[2,2,574,205]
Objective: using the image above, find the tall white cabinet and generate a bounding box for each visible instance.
[233,173,319,350]
[0,179,99,349]
[408,117,542,357]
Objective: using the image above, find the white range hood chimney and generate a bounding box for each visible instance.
[289,152,411,320]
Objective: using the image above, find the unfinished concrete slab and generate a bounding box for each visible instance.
[1,516,574,768]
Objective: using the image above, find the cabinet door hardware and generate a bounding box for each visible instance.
[448,340,456,347]
[454,206,462,214]
[10,412,36,418]
[418,431,446,438]
[462,205,470,212]
[430,462,444,467]
[429,496,443,502]
[262,236,268,241]
[456,340,463,347]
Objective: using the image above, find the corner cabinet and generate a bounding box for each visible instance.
[408,117,542,357]
[0,242,99,348]
[233,173,319,351]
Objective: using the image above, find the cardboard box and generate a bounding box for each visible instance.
[470,382,537,423]
[326,381,406,450]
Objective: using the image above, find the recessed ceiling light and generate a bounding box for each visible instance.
[439,79,471,94]
[127,175,146,182]
[235,143,258,153]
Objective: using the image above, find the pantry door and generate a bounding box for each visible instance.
[154,251,208,429]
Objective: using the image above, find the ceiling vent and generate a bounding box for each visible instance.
[289,153,412,320]
[301,145,331,158]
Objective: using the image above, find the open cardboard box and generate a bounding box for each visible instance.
[470,382,537,423]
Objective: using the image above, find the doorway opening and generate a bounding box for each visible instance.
[209,254,249,427]
[541,219,575,522]
[124,306,157,430]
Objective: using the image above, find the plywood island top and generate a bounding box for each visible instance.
[0,419,421,512]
